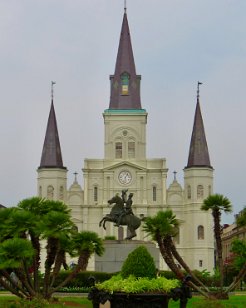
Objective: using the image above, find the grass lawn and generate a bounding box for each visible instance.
[0,296,93,307]
[169,295,246,308]
[0,294,245,307]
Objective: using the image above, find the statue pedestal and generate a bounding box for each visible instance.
[95,240,159,273]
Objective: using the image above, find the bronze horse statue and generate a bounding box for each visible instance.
[99,194,141,240]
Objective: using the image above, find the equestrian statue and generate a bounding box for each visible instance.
[99,190,141,240]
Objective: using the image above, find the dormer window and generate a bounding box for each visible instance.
[121,72,130,95]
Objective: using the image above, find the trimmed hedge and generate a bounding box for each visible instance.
[53,271,115,288]
[159,270,177,280]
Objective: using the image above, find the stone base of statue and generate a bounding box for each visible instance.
[95,240,159,273]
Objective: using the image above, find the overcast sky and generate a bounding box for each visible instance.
[0,0,245,224]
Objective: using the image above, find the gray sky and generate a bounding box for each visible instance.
[0,0,245,224]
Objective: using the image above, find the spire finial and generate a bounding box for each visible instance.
[124,0,127,13]
[173,171,177,181]
[73,171,78,183]
[197,81,203,101]
[51,81,56,101]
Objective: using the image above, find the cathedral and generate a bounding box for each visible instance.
[37,10,214,271]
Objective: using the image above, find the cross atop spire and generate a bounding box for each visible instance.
[197,81,202,101]
[51,81,56,101]
[73,171,78,183]
[124,0,127,13]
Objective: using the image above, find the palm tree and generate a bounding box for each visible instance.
[0,197,105,301]
[0,237,35,297]
[49,231,104,296]
[201,194,232,291]
[39,210,75,298]
[143,210,210,297]
[236,206,246,227]
[143,210,183,278]
[226,207,246,293]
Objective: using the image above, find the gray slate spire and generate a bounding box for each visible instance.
[186,86,212,169]
[109,11,142,109]
[39,100,65,169]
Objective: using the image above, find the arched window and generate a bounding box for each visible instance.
[39,186,42,197]
[115,142,122,158]
[197,185,204,199]
[47,185,54,200]
[198,225,204,240]
[59,186,64,200]
[94,186,98,202]
[128,141,135,158]
[187,185,191,199]
[153,186,157,202]
[121,72,130,95]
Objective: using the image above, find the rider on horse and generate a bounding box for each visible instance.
[115,192,134,226]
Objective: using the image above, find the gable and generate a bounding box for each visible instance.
[103,161,147,172]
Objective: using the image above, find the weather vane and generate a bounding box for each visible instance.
[51,81,56,101]
[197,81,203,100]
[124,0,127,13]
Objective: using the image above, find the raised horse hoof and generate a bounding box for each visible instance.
[125,235,134,240]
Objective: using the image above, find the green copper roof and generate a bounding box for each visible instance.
[104,109,146,113]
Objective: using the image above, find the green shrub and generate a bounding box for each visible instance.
[53,271,114,288]
[159,270,177,280]
[96,274,180,294]
[104,236,116,240]
[121,245,156,279]
[192,269,221,287]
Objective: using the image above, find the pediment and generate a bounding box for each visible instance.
[71,217,83,223]
[103,161,147,172]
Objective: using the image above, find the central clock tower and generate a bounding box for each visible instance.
[39,8,214,271]
[81,11,168,239]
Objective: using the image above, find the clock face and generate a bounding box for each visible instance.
[118,170,132,185]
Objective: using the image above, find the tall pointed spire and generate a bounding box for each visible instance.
[39,82,65,169]
[109,10,142,109]
[186,82,212,169]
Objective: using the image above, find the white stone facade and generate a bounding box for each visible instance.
[37,11,215,273]
[37,108,215,272]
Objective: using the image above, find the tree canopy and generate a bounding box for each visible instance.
[0,197,104,300]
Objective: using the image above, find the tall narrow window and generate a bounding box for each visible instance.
[128,141,135,158]
[47,185,54,200]
[59,186,64,200]
[197,185,204,199]
[94,186,98,202]
[39,186,42,197]
[153,186,157,202]
[115,142,122,158]
[187,185,191,199]
[198,225,204,240]
[199,260,203,267]
[121,72,129,95]
[208,185,212,196]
